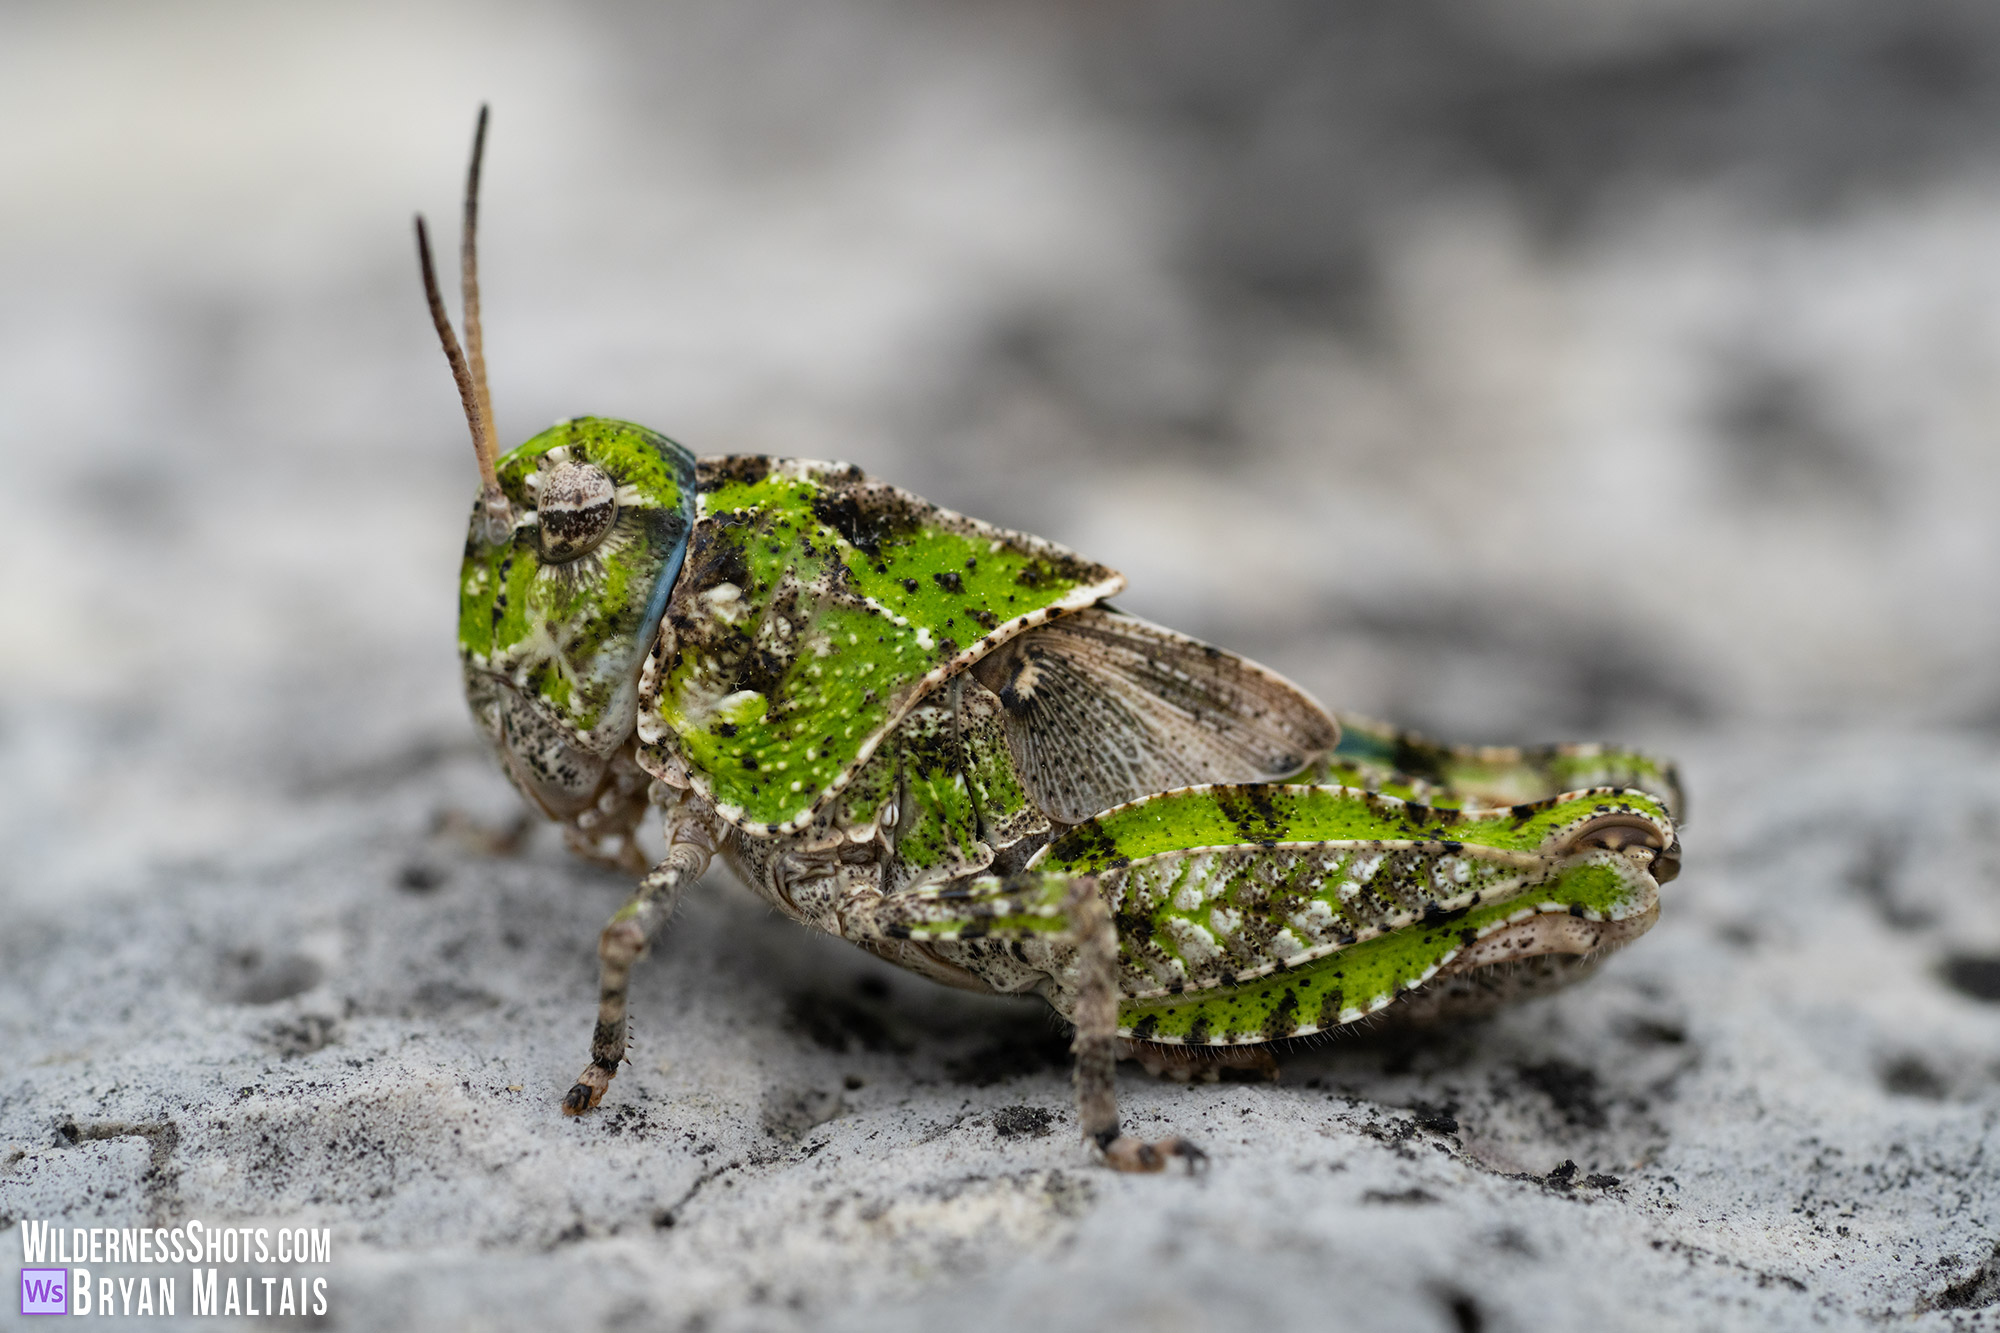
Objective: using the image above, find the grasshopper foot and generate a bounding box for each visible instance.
[562,1064,611,1115]
[1100,1133,1207,1174]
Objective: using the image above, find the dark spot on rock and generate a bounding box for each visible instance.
[262,1014,341,1058]
[1881,1055,1947,1100]
[1715,921,1759,949]
[1544,1159,1579,1189]
[760,1087,844,1141]
[1364,1187,1439,1205]
[397,863,443,893]
[406,979,502,1016]
[1715,366,1886,515]
[229,952,324,1005]
[1518,1061,1607,1130]
[945,1012,1072,1085]
[1620,1017,1688,1046]
[1413,1103,1459,1136]
[991,1105,1055,1138]
[1935,1243,2000,1311]
[1941,954,2000,1002]
[788,991,908,1054]
[1848,832,1932,929]
[1440,1290,1484,1333]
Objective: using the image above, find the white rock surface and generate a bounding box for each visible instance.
[7,4,2000,1330]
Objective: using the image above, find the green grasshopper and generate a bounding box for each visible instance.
[417,110,1683,1172]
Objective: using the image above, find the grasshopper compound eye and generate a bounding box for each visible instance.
[534,459,618,562]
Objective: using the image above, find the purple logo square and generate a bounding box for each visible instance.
[20,1268,68,1316]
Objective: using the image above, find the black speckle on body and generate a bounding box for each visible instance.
[1263,990,1299,1039]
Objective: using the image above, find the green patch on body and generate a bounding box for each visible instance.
[641,458,1122,832]
[1034,784,1674,871]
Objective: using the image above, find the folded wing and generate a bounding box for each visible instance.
[968,606,1339,823]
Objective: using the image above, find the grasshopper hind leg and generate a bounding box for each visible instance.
[1064,880,1208,1173]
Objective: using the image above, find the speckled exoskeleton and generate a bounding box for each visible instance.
[417,111,1683,1172]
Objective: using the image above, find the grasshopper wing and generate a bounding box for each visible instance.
[968,607,1339,824]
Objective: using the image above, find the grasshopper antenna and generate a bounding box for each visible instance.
[416,104,511,541]
[461,104,495,462]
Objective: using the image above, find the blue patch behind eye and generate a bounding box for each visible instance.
[1331,729,1396,763]
[638,435,698,642]
[644,520,690,635]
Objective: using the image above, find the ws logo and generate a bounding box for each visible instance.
[20,1267,68,1316]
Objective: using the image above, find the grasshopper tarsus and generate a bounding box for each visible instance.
[1102,1135,1207,1175]
[561,1072,607,1116]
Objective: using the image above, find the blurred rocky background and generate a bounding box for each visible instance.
[6,3,2000,1330]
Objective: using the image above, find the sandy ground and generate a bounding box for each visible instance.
[7,3,2000,1329]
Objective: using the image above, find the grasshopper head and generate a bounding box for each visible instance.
[418,111,696,820]
[456,419,696,818]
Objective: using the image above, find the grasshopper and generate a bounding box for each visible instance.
[418,110,1683,1172]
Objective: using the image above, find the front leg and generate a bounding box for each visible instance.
[847,874,1206,1174]
[561,805,721,1114]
